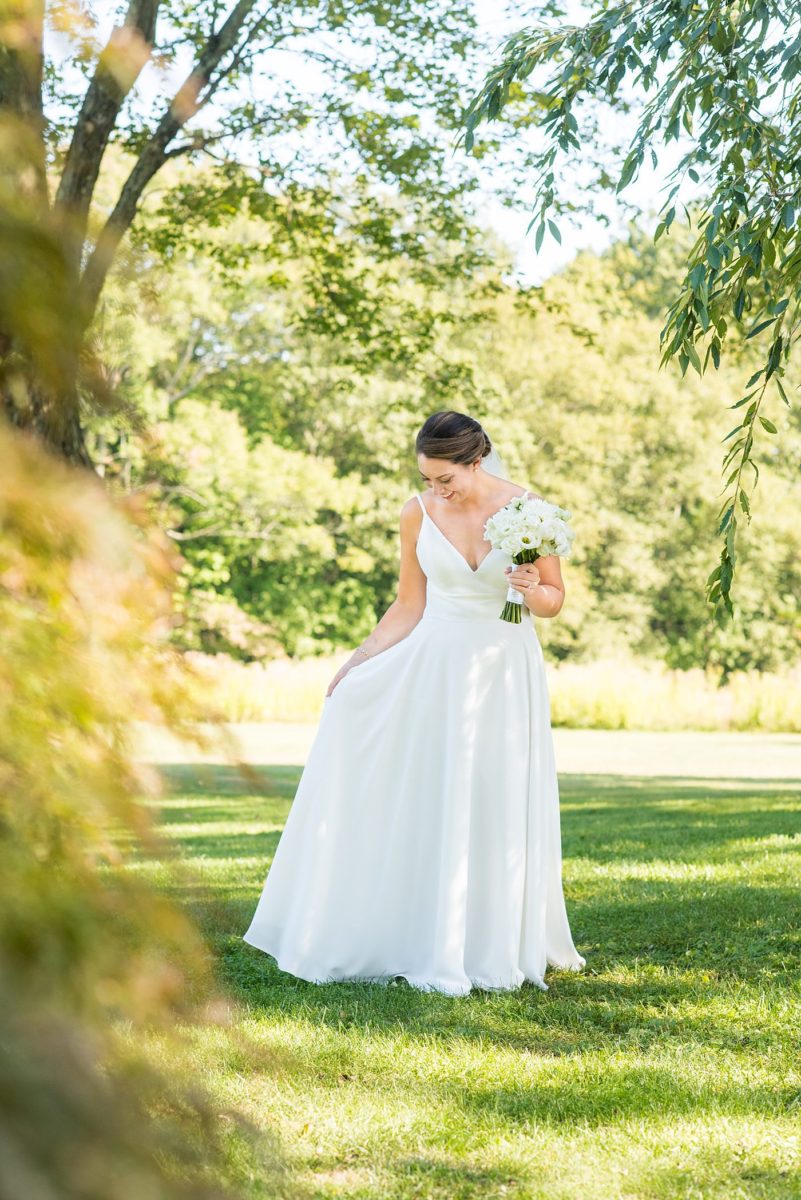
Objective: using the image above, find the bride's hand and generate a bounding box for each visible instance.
[504,563,541,595]
[326,656,363,697]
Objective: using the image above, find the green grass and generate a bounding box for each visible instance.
[128,757,801,1200]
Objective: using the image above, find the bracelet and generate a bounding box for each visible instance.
[354,645,370,659]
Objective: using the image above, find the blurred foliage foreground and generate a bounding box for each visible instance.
[0,423,283,1200]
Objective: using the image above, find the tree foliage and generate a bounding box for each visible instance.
[89,174,507,654]
[0,421,281,1199]
[0,0,483,460]
[98,191,801,673]
[461,0,801,624]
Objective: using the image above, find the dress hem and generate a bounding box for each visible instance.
[242,933,586,997]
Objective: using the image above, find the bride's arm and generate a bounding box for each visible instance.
[326,499,426,694]
[523,554,565,618]
[507,554,565,618]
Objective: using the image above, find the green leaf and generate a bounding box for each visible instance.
[726,520,737,568]
[720,556,733,593]
[718,502,734,533]
[686,340,702,375]
[776,378,791,406]
[617,148,641,192]
[758,415,777,433]
[722,439,745,471]
[746,316,777,340]
[689,262,705,289]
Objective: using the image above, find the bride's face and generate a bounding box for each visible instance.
[418,454,479,502]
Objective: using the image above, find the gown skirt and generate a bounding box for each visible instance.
[242,492,586,995]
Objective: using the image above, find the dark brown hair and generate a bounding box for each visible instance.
[415,411,491,466]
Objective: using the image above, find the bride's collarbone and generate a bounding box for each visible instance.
[423,487,530,554]
[423,487,530,529]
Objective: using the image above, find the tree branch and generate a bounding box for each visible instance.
[54,0,160,272]
[78,0,259,326]
[163,109,281,159]
[165,525,277,542]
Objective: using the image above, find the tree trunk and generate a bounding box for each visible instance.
[0,361,93,468]
[0,397,93,468]
[0,3,92,465]
[1,0,257,468]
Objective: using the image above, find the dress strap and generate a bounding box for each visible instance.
[415,493,426,515]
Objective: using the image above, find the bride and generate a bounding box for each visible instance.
[242,410,586,995]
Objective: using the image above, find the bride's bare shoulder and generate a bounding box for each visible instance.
[401,494,425,523]
[511,484,544,501]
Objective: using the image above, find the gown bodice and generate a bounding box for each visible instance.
[415,491,531,622]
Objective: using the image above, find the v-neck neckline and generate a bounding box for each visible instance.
[419,491,529,574]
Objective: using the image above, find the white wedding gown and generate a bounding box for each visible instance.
[242,491,586,994]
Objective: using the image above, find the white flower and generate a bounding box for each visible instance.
[484,495,575,560]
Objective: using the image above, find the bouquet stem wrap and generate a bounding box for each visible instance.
[501,549,540,623]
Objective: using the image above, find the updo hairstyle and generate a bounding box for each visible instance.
[415,411,491,467]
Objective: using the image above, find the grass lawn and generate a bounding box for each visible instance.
[129,754,801,1200]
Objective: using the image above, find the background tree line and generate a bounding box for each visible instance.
[90,163,801,677]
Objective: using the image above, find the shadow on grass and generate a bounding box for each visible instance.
[148,765,801,867]
[383,1148,799,1198]
[558,774,801,866]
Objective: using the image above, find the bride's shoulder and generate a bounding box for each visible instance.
[512,484,544,501]
[401,494,426,522]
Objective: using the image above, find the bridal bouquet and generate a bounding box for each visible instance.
[484,496,575,623]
